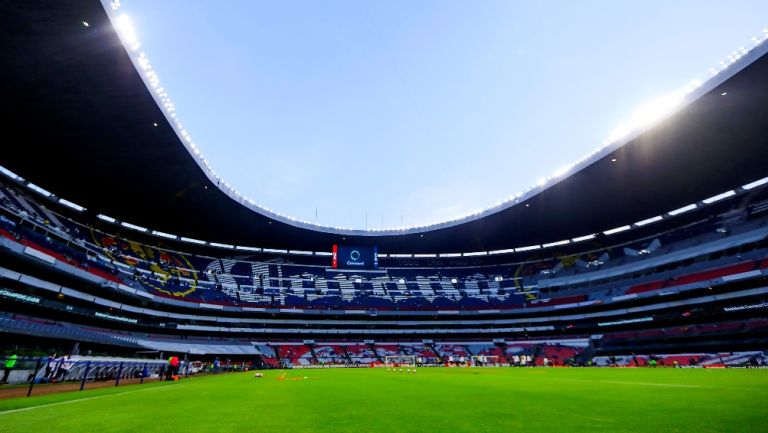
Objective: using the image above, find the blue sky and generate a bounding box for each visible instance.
[120,1,768,229]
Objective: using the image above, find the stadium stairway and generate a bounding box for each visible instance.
[251,262,270,288]
[308,346,320,365]
[340,346,353,364]
[496,343,512,364]
[271,345,284,367]
[575,339,599,365]
[368,343,384,363]
[426,343,442,363]
[463,344,476,358]
[531,345,544,366]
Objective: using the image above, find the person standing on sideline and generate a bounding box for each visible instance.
[169,356,180,379]
[55,355,72,381]
[45,353,58,382]
[2,354,17,384]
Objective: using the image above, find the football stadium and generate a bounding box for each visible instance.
[1,1,768,432]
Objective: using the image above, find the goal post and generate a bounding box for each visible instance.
[470,355,501,367]
[384,356,416,368]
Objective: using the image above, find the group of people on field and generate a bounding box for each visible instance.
[45,353,74,382]
[1,353,73,385]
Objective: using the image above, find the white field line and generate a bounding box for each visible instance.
[0,384,174,415]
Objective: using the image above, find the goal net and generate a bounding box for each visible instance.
[384,356,416,368]
[470,355,501,367]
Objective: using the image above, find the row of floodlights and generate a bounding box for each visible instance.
[106,8,768,232]
[0,166,86,212]
[86,175,768,256]
[3,162,764,259]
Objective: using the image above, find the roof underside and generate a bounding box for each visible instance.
[1,0,767,253]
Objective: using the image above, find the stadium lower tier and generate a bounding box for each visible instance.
[1,309,766,369]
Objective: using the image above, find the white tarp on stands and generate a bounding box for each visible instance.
[133,339,261,355]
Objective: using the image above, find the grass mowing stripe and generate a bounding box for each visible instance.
[0,383,174,415]
[560,378,704,388]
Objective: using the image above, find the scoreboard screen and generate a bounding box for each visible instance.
[332,245,378,269]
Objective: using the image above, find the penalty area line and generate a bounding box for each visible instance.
[0,384,175,415]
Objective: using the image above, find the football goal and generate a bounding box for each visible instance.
[384,355,416,367]
[470,355,501,367]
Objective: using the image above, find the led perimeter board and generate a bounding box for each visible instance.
[332,245,379,269]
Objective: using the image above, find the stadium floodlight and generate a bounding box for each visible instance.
[121,221,148,232]
[114,14,139,51]
[635,215,664,226]
[97,214,116,223]
[742,176,768,190]
[463,251,488,257]
[630,92,684,130]
[180,236,206,245]
[288,250,313,255]
[413,254,437,258]
[208,242,235,249]
[668,203,697,216]
[515,245,540,252]
[58,198,85,212]
[0,165,20,180]
[603,225,631,235]
[235,246,261,252]
[542,240,570,248]
[607,123,631,143]
[439,253,462,258]
[151,230,177,239]
[262,248,288,254]
[702,190,736,204]
[488,248,515,255]
[571,234,596,242]
[552,165,573,178]
[26,183,52,197]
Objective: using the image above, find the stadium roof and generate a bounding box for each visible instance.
[1,0,768,253]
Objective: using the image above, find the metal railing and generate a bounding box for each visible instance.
[0,356,173,397]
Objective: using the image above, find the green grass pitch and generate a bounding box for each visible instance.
[0,367,766,432]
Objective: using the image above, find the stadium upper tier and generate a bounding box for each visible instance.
[1,175,767,317]
[1,1,768,253]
